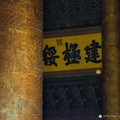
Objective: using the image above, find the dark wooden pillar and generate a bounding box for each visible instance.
[102,0,120,119]
[0,0,43,120]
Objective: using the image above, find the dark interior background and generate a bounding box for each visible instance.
[43,0,103,120]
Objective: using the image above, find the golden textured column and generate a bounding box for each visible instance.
[102,0,120,119]
[0,0,43,120]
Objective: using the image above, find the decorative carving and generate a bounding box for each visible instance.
[43,75,103,120]
[44,0,102,31]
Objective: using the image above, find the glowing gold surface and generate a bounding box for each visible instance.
[0,0,43,120]
[102,0,120,119]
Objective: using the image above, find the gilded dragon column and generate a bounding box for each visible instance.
[0,0,43,120]
[102,0,120,119]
